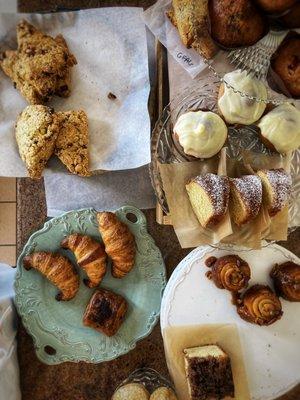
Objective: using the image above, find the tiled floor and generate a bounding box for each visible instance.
[0,178,17,266]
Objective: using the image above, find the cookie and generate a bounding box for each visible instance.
[112,383,150,400]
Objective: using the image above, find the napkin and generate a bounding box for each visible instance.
[0,8,151,176]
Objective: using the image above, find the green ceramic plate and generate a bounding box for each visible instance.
[14,206,166,365]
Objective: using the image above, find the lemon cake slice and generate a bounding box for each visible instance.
[229,175,262,226]
[256,168,292,217]
[184,344,235,400]
[186,173,230,227]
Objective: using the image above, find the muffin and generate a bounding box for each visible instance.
[258,103,300,154]
[173,111,227,158]
[208,0,267,48]
[271,35,300,98]
[218,70,268,125]
[279,3,300,28]
[255,0,297,14]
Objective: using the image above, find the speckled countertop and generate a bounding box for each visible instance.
[16,1,300,399]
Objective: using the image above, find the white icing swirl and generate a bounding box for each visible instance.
[173,111,227,158]
[218,70,267,125]
[258,103,300,154]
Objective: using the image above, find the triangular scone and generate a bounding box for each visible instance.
[15,105,60,179]
[55,110,90,177]
[0,20,77,104]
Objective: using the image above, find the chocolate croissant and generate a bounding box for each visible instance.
[236,284,283,326]
[205,255,251,292]
[97,212,136,279]
[270,262,300,302]
[23,252,79,300]
[61,233,107,288]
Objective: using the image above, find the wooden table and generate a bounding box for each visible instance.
[16,1,300,399]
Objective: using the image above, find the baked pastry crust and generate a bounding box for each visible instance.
[0,20,77,104]
[205,254,251,292]
[61,233,107,288]
[169,0,218,59]
[255,0,297,14]
[15,105,60,179]
[150,387,178,400]
[55,110,90,177]
[209,0,266,48]
[186,174,230,227]
[112,383,150,400]
[229,175,262,226]
[270,261,300,302]
[83,289,128,337]
[256,168,292,217]
[236,284,283,325]
[23,251,79,301]
[97,212,136,279]
[272,35,300,98]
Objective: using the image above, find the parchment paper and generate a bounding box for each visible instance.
[163,324,250,400]
[159,149,292,249]
[0,8,151,176]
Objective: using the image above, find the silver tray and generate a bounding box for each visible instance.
[150,76,300,230]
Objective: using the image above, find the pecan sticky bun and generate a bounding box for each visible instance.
[236,284,283,326]
[270,262,300,302]
[205,255,251,292]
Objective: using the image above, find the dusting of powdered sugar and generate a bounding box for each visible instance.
[192,173,230,215]
[265,168,292,212]
[230,175,262,216]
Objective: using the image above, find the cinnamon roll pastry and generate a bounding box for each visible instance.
[270,262,300,302]
[205,255,251,292]
[236,284,283,326]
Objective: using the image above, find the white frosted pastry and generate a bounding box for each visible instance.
[218,70,267,125]
[258,103,300,154]
[173,111,227,158]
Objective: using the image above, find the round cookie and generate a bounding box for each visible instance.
[112,383,150,400]
[150,387,178,400]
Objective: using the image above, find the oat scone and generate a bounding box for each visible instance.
[15,105,60,179]
[0,20,77,104]
[55,110,90,177]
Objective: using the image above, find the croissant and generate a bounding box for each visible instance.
[23,252,79,301]
[270,262,300,302]
[97,212,136,279]
[205,255,251,292]
[61,233,107,288]
[236,284,283,326]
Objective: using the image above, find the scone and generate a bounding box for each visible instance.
[258,103,300,153]
[112,383,150,400]
[169,0,218,59]
[209,0,266,48]
[55,110,90,177]
[0,19,77,104]
[83,289,128,337]
[186,174,230,227]
[271,35,300,98]
[218,70,267,125]
[150,387,178,400]
[255,0,297,14]
[173,111,227,158]
[15,105,60,179]
[256,168,292,217]
[229,175,262,226]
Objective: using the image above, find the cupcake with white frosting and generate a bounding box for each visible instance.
[173,110,227,158]
[218,70,268,125]
[258,103,300,154]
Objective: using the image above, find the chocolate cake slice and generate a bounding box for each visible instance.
[184,345,234,400]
